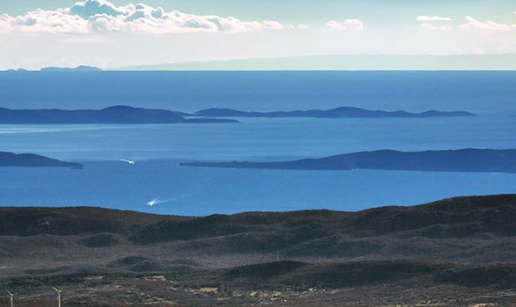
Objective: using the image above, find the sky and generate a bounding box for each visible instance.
[0,0,515,69]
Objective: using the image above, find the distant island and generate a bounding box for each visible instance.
[40,65,103,72]
[0,151,83,169]
[0,106,238,124]
[4,68,28,72]
[117,54,516,71]
[182,148,516,173]
[193,107,475,118]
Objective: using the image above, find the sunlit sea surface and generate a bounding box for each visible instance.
[0,71,515,215]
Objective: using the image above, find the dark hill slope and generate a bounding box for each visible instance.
[3,195,516,276]
[0,207,189,237]
[4,260,516,306]
[130,194,516,245]
[4,194,516,242]
[4,196,516,306]
[222,260,516,290]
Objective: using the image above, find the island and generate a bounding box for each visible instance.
[181,148,516,173]
[193,106,475,118]
[0,106,238,124]
[117,54,516,71]
[3,68,29,72]
[0,151,83,169]
[40,65,103,72]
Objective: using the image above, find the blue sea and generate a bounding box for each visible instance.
[1,71,516,215]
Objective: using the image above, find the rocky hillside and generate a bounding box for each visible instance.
[2,195,516,267]
[3,195,516,306]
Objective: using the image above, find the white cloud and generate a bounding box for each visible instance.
[69,0,128,19]
[417,15,452,31]
[417,16,453,22]
[323,19,364,31]
[289,24,311,30]
[460,16,513,31]
[0,0,286,34]
[0,14,11,33]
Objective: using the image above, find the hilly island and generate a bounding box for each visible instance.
[0,106,238,124]
[0,106,475,124]
[2,195,516,306]
[182,148,516,173]
[192,107,475,119]
[0,151,82,169]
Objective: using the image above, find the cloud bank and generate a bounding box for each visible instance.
[419,23,450,31]
[417,15,516,32]
[417,16,453,22]
[460,16,513,31]
[1,1,514,37]
[0,0,286,34]
[323,19,364,31]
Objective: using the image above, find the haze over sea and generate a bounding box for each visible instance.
[1,71,516,215]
